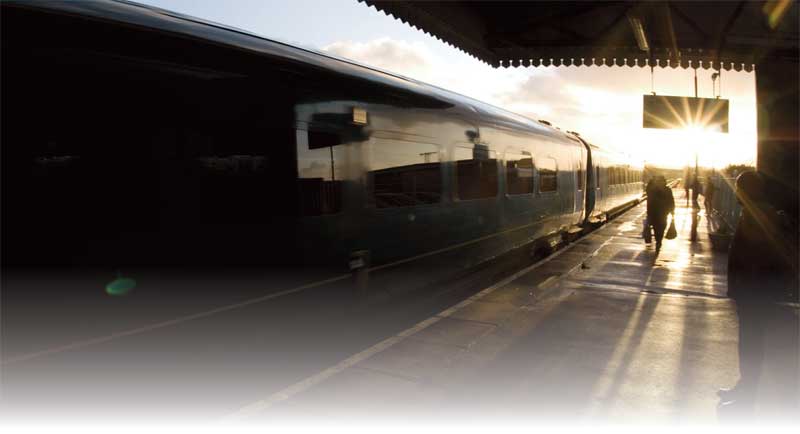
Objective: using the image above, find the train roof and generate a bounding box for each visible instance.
[5,0,577,144]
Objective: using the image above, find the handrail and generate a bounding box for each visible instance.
[708,176,740,233]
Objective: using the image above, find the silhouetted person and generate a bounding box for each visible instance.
[684,177,691,206]
[643,178,655,244]
[691,175,702,208]
[646,175,675,253]
[721,170,799,418]
[705,173,716,213]
[690,206,700,242]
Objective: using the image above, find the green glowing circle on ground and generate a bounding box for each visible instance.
[106,277,136,296]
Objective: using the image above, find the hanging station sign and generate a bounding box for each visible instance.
[642,95,729,133]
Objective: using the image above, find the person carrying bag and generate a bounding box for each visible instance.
[646,175,676,253]
[665,213,678,240]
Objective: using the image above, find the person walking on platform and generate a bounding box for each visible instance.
[691,176,702,208]
[720,171,799,418]
[684,177,691,206]
[705,172,716,213]
[646,175,675,254]
[643,178,655,244]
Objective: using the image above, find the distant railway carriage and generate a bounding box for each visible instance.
[2,1,643,290]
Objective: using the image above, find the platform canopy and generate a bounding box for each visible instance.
[361,1,798,71]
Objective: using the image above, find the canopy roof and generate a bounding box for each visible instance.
[361,1,799,71]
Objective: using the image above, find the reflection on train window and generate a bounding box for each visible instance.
[455,146,498,200]
[297,130,344,216]
[368,139,442,208]
[183,129,273,223]
[538,157,558,193]
[596,167,601,187]
[506,153,534,195]
[577,167,584,190]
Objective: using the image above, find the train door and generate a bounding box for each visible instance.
[534,155,561,236]
[361,137,445,265]
[504,149,536,229]
[295,127,360,266]
[574,147,586,222]
[576,138,596,224]
[450,143,501,239]
[596,165,603,212]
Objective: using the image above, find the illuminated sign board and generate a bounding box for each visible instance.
[643,95,729,133]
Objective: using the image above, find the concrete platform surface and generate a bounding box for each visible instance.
[231,194,795,425]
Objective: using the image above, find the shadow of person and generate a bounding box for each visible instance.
[690,208,700,242]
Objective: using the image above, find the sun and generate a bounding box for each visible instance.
[675,124,733,169]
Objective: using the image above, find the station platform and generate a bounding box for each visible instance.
[230,192,794,425]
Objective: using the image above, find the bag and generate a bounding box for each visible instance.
[642,217,651,243]
[665,217,677,240]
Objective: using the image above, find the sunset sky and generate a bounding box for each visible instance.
[138,0,758,169]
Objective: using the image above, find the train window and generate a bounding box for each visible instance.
[368,139,442,208]
[455,146,498,200]
[506,153,534,195]
[537,157,558,193]
[577,166,584,190]
[297,130,344,216]
[183,128,279,222]
[596,167,601,187]
[608,167,615,185]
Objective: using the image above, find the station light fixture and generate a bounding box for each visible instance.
[627,15,650,52]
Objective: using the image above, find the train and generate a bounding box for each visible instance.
[2,1,644,295]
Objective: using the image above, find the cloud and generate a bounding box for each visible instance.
[323,38,437,81]
[323,37,538,111]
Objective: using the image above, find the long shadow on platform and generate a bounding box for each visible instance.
[447,246,671,422]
